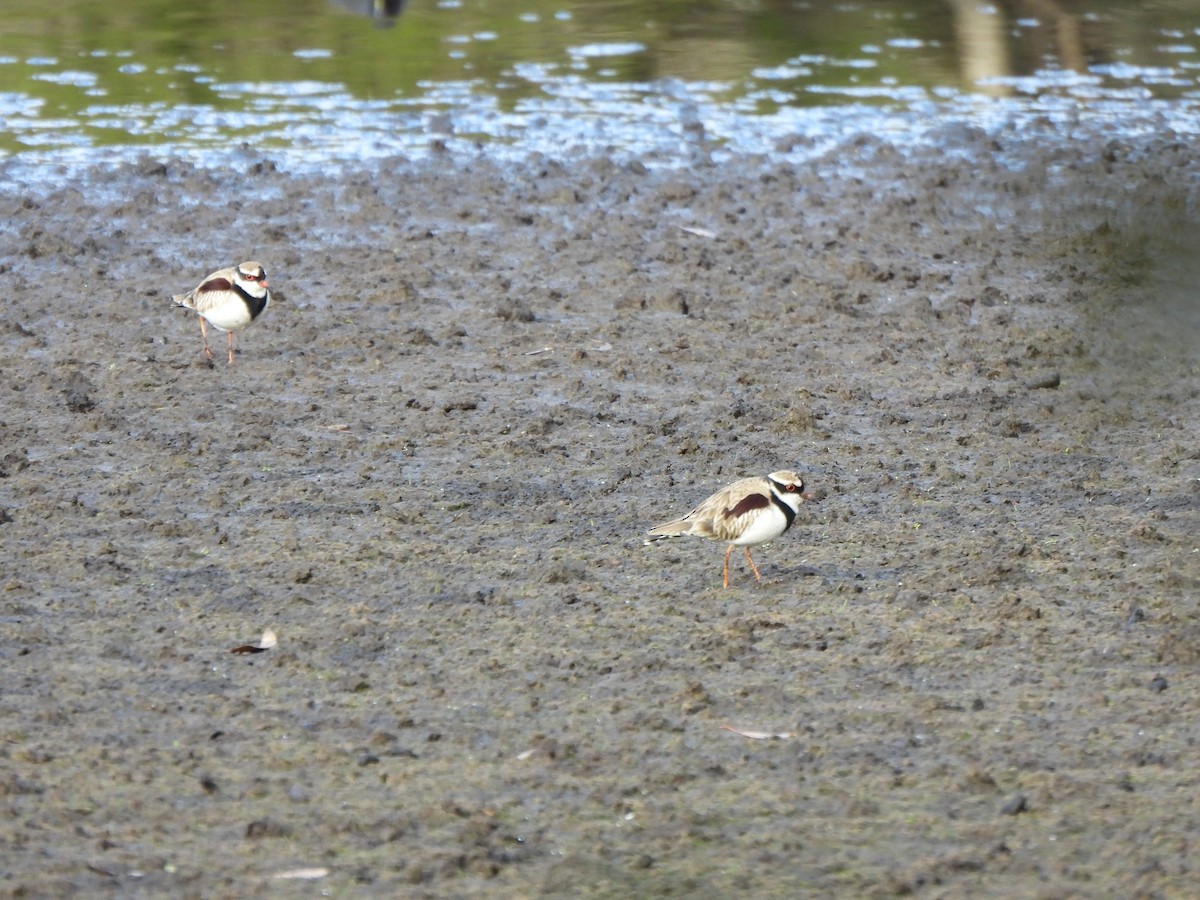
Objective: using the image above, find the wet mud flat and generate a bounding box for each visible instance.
[2,123,1199,896]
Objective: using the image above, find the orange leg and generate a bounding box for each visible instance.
[723,544,733,588]
[227,332,236,366]
[744,547,763,582]
[199,318,214,360]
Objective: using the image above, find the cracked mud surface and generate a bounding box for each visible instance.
[2,126,1199,896]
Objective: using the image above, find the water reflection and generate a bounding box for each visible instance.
[949,0,1013,96]
[1020,0,1087,73]
[330,0,409,29]
[0,0,1197,168]
[950,0,1093,96]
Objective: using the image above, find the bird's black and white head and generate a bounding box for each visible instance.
[232,261,269,298]
[766,470,809,516]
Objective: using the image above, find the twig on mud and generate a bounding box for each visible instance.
[270,868,329,881]
[721,725,794,740]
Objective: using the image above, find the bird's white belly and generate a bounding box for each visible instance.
[731,506,787,546]
[201,299,253,333]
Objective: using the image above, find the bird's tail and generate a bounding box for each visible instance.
[644,519,691,545]
[171,292,196,313]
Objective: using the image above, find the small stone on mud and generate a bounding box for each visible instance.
[136,158,168,177]
[0,452,29,477]
[677,682,713,714]
[652,288,690,314]
[1000,794,1029,816]
[246,819,292,838]
[404,327,439,346]
[60,372,96,413]
[960,768,998,793]
[495,299,535,322]
[1024,371,1061,390]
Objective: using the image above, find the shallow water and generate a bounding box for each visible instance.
[3,0,1200,177]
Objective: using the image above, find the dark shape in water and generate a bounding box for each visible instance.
[330,0,408,28]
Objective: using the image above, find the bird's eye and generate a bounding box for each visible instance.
[785,483,800,492]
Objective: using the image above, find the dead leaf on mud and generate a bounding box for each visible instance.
[231,628,277,654]
[721,725,795,740]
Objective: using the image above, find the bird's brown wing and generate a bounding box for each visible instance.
[709,490,771,542]
[725,493,769,519]
[197,276,233,293]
